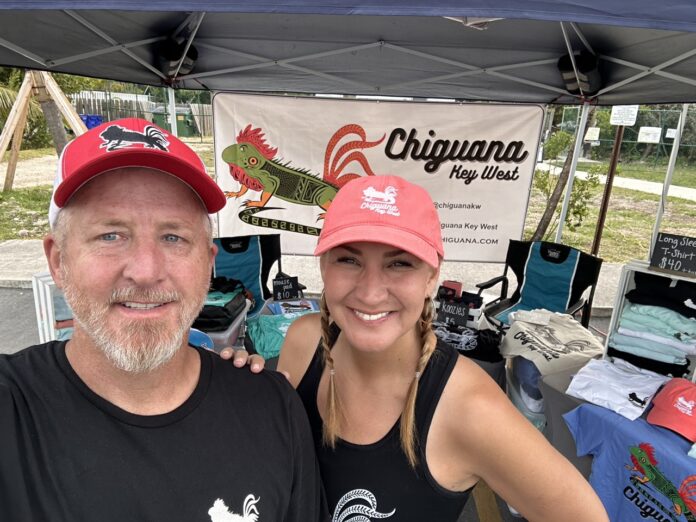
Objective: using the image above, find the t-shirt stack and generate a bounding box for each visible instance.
[608,271,696,378]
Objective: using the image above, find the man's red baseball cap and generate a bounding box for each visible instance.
[48,118,226,227]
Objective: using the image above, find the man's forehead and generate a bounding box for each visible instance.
[70,167,207,209]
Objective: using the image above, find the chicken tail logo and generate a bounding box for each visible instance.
[208,495,260,522]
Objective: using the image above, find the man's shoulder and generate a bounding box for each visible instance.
[0,342,63,409]
[0,342,61,378]
[206,350,295,398]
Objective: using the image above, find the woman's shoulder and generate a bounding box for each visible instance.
[440,356,517,432]
[277,312,322,388]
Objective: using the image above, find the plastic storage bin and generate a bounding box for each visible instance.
[506,364,547,432]
[205,300,251,351]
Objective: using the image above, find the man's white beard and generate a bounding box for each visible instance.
[61,267,207,373]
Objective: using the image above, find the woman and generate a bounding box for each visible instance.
[229,175,608,521]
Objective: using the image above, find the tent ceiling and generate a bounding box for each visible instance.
[1,3,696,104]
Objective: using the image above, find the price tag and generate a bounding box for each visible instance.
[436,301,475,327]
[272,275,302,301]
[650,232,696,277]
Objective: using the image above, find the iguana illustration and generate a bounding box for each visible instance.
[628,443,696,520]
[221,124,384,235]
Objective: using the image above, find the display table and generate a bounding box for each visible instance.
[564,403,695,522]
[537,365,593,478]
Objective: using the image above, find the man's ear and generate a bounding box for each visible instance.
[209,242,218,265]
[43,235,64,289]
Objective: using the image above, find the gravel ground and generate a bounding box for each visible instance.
[1,156,58,188]
[1,139,214,190]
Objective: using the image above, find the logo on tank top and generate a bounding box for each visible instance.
[208,495,260,521]
[360,185,400,216]
[331,489,395,521]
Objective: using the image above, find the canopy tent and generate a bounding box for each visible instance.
[1,1,696,105]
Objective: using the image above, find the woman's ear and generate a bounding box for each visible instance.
[425,262,441,298]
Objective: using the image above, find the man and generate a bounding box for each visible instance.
[0,118,324,521]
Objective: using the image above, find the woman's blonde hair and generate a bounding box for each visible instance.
[319,292,437,468]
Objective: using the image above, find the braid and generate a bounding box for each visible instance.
[400,296,437,468]
[320,291,341,447]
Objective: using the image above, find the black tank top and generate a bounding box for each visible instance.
[296,335,471,521]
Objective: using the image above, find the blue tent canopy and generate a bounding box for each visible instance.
[1,1,696,104]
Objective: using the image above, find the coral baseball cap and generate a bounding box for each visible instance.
[48,117,226,227]
[647,378,696,442]
[314,175,444,268]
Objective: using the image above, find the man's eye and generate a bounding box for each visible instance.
[100,233,119,241]
[163,234,182,243]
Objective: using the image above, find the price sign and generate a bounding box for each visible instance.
[650,232,696,277]
[437,301,475,327]
[272,275,302,301]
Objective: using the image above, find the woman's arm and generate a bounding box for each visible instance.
[431,358,608,522]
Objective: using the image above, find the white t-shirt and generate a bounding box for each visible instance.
[566,358,669,420]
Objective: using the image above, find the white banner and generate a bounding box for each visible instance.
[213,94,543,262]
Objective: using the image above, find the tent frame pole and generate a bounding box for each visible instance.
[648,103,690,260]
[555,101,590,243]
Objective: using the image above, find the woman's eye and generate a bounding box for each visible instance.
[390,259,414,268]
[336,256,358,265]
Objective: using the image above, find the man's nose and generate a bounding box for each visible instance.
[122,237,166,285]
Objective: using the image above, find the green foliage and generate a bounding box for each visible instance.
[543,130,573,160]
[565,165,602,231]
[53,73,106,95]
[588,109,614,160]
[532,163,602,238]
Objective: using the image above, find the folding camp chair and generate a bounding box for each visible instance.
[213,234,282,316]
[476,240,603,328]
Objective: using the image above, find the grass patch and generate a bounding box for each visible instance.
[0,185,52,240]
[551,159,696,189]
[523,183,696,262]
[1,147,56,163]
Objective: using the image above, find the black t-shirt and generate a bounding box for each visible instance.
[0,342,325,522]
[297,340,471,521]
